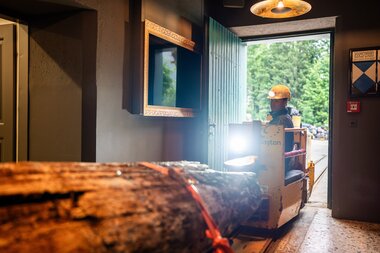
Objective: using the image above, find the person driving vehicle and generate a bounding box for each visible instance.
[267,84,294,153]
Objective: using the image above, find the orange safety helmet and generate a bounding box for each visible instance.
[267,84,291,100]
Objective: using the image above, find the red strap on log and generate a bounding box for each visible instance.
[284,149,306,158]
[185,183,234,253]
[139,162,170,175]
[138,162,234,253]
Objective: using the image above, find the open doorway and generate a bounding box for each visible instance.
[245,33,332,207]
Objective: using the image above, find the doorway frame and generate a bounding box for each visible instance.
[0,14,29,162]
[241,29,335,208]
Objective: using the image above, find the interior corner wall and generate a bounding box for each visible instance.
[142,0,207,163]
[332,16,380,222]
[80,0,167,162]
[29,13,83,161]
[27,0,205,163]
[86,0,206,162]
[143,0,204,38]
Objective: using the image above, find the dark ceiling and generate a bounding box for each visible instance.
[209,0,380,28]
[2,0,380,29]
[0,0,88,21]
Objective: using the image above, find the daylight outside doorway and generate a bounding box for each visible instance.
[245,33,331,206]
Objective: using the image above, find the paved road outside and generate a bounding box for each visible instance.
[308,168,327,205]
[309,139,328,205]
[310,139,328,181]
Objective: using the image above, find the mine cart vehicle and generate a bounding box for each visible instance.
[225,121,314,252]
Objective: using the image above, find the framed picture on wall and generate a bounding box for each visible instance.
[349,48,379,97]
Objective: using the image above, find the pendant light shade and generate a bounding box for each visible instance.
[251,0,311,18]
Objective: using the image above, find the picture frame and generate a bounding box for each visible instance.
[349,47,380,97]
[142,19,202,117]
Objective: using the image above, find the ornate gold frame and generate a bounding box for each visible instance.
[143,19,200,117]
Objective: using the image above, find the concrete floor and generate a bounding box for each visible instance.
[234,140,380,252]
[267,171,380,253]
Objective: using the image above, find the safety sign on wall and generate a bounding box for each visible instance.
[350,48,380,97]
[346,101,360,113]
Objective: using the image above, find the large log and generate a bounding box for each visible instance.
[0,161,262,253]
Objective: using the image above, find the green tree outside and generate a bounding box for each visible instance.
[162,57,176,107]
[246,39,330,127]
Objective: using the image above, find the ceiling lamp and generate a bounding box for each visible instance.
[250,0,311,18]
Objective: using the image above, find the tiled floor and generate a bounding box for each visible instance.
[267,172,380,253]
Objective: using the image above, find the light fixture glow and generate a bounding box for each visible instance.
[277,0,284,8]
[251,0,312,19]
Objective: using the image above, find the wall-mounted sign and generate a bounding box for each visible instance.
[350,48,380,97]
[346,101,360,113]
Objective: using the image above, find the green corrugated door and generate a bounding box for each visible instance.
[208,18,246,171]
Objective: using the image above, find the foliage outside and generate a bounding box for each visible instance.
[162,55,176,107]
[246,39,330,127]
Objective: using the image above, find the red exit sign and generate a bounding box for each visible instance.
[347,101,360,113]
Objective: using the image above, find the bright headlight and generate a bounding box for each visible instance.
[229,134,249,154]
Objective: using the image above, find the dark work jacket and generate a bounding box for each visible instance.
[269,108,294,152]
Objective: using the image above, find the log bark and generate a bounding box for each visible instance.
[0,161,262,253]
